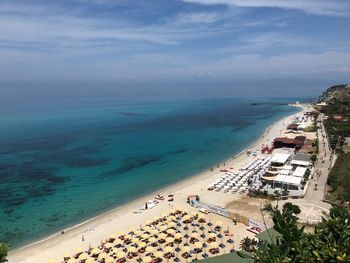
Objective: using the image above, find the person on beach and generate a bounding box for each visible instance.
[82,235,85,242]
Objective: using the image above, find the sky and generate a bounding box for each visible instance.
[0,0,350,98]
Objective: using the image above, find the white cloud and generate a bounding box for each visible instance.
[187,50,350,79]
[175,12,221,24]
[181,0,350,16]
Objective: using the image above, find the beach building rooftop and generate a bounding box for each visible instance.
[270,148,294,166]
[292,167,307,178]
[274,174,302,186]
[273,136,306,150]
[291,153,312,167]
[256,227,282,244]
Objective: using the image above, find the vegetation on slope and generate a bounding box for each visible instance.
[327,152,350,203]
[248,203,350,263]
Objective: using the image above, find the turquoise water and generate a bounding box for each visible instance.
[0,97,300,248]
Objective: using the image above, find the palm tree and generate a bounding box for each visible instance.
[239,237,257,253]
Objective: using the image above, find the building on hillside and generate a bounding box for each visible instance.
[315,102,327,110]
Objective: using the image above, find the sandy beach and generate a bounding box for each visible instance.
[7,105,305,263]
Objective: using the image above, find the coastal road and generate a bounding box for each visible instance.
[304,113,334,206]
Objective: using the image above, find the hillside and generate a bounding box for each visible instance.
[319,84,350,103]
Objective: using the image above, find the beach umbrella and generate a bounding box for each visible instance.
[154,251,163,258]
[149,237,157,243]
[105,256,114,263]
[79,252,89,260]
[128,246,137,253]
[112,247,120,254]
[182,246,190,253]
[174,233,183,239]
[113,238,123,245]
[128,227,135,233]
[183,215,191,221]
[168,215,176,221]
[191,212,198,217]
[159,233,167,239]
[145,246,155,253]
[109,234,116,241]
[208,233,217,239]
[74,248,83,255]
[117,231,125,236]
[90,248,100,255]
[67,259,75,263]
[191,233,199,239]
[165,237,174,244]
[216,221,223,226]
[131,237,139,244]
[63,253,71,259]
[194,242,202,249]
[167,221,176,228]
[105,243,113,249]
[139,241,147,248]
[116,251,126,259]
[85,258,95,263]
[160,225,167,231]
[98,253,108,260]
[47,259,55,263]
[142,256,152,263]
[145,220,153,225]
[209,242,219,249]
[143,225,152,232]
[150,230,158,236]
[198,215,206,221]
[164,246,173,253]
[141,233,149,240]
[134,230,141,236]
[167,228,176,235]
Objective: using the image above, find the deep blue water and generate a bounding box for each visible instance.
[0,96,301,248]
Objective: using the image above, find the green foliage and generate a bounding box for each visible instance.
[327,152,350,202]
[310,154,317,163]
[239,237,258,253]
[0,243,9,263]
[302,169,310,185]
[304,125,317,132]
[324,119,350,150]
[253,205,350,263]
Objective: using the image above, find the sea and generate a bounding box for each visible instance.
[0,95,307,248]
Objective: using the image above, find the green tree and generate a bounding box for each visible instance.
[0,243,9,263]
[239,237,258,253]
[253,205,350,263]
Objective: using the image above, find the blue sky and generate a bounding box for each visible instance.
[1,0,350,97]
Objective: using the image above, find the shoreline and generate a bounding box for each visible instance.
[8,106,304,263]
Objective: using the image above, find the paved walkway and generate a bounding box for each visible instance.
[304,113,335,206]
